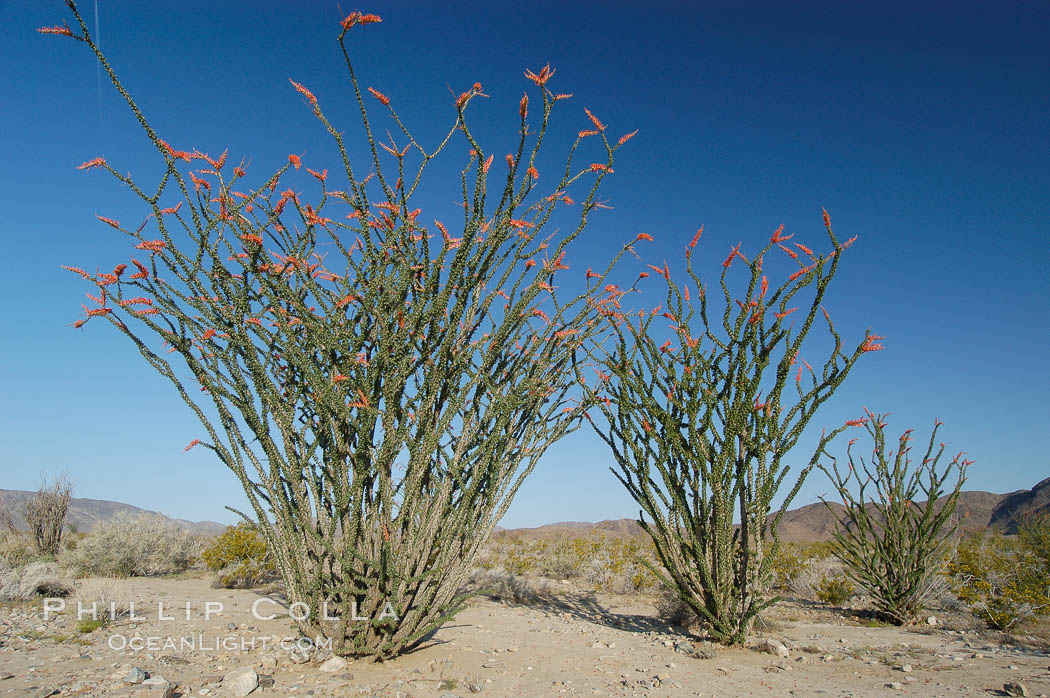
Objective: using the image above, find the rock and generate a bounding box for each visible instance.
[885,682,903,690]
[1004,682,1029,697]
[67,681,96,695]
[144,680,175,698]
[755,638,790,658]
[926,616,938,626]
[318,656,348,673]
[257,674,275,689]
[897,664,912,672]
[223,666,259,697]
[676,640,717,660]
[467,680,483,693]
[288,646,313,664]
[125,667,148,684]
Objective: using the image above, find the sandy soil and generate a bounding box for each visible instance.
[1,577,1048,697]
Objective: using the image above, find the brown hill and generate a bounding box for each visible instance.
[499,477,1050,542]
[0,489,227,537]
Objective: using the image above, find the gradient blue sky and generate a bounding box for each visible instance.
[1,1,1047,528]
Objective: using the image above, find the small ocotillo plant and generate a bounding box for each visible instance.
[46,3,632,658]
[589,217,880,644]
[24,474,73,557]
[818,412,970,624]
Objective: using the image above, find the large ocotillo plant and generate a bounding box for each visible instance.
[47,3,632,658]
[589,218,880,644]
[818,412,970,624]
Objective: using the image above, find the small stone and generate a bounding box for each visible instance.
[143,678,175,698]
[926,616,938,626]
[467,680,483,693]
[126,667,148,684]
[318,656,348,673]
[755,638,790,658]
[885,682,903,690]
[897,664,912,672]
[223,666,260,697]
[257,675,275,689]
[1004,682,1029,697]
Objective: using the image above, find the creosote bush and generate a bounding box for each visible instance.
[202,522,277,589]
[589,217,879,644]
[819,413,969,624]
[769,541,835,592]
[815,572,855,606]
[47,2,634,659]
[947,527,1050,630]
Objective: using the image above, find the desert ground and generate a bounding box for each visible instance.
[2,576,1048,698]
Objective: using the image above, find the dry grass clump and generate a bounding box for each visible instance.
[0,560,73,601]
[71,578,132,620]
[0,529,42,568]
[59,512,200,577]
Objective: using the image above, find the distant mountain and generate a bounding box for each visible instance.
[497,477,1050,542]
[495,518,646,540]
[0,489,227,537]
[4,476,1047,543]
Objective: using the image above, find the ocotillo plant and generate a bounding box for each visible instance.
[819,412,970,624]
[47,3,632,658]
[23,474,73,557]
[589,217,879,644]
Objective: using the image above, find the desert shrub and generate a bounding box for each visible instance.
[0,560,73,601]
[770,541,836,592]
[788,555,843,600]
[819,415,969,624]
[815,572,855,606]
[479,533,659,593]
[23,474,73,557]
[203,523,277,588]
[59,512,198,577]
[464,568,550,604]
[0,530,40,568]
[590,217,877,644]
[49,1,632,660]
[655,581,698,629]
[1018,512,1050,570]
[71,578,131,621]
[769,543,810,591]
[947,530,1050,630]
[584,536,659,593]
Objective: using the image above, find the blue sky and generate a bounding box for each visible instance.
[1,1,1047,528]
